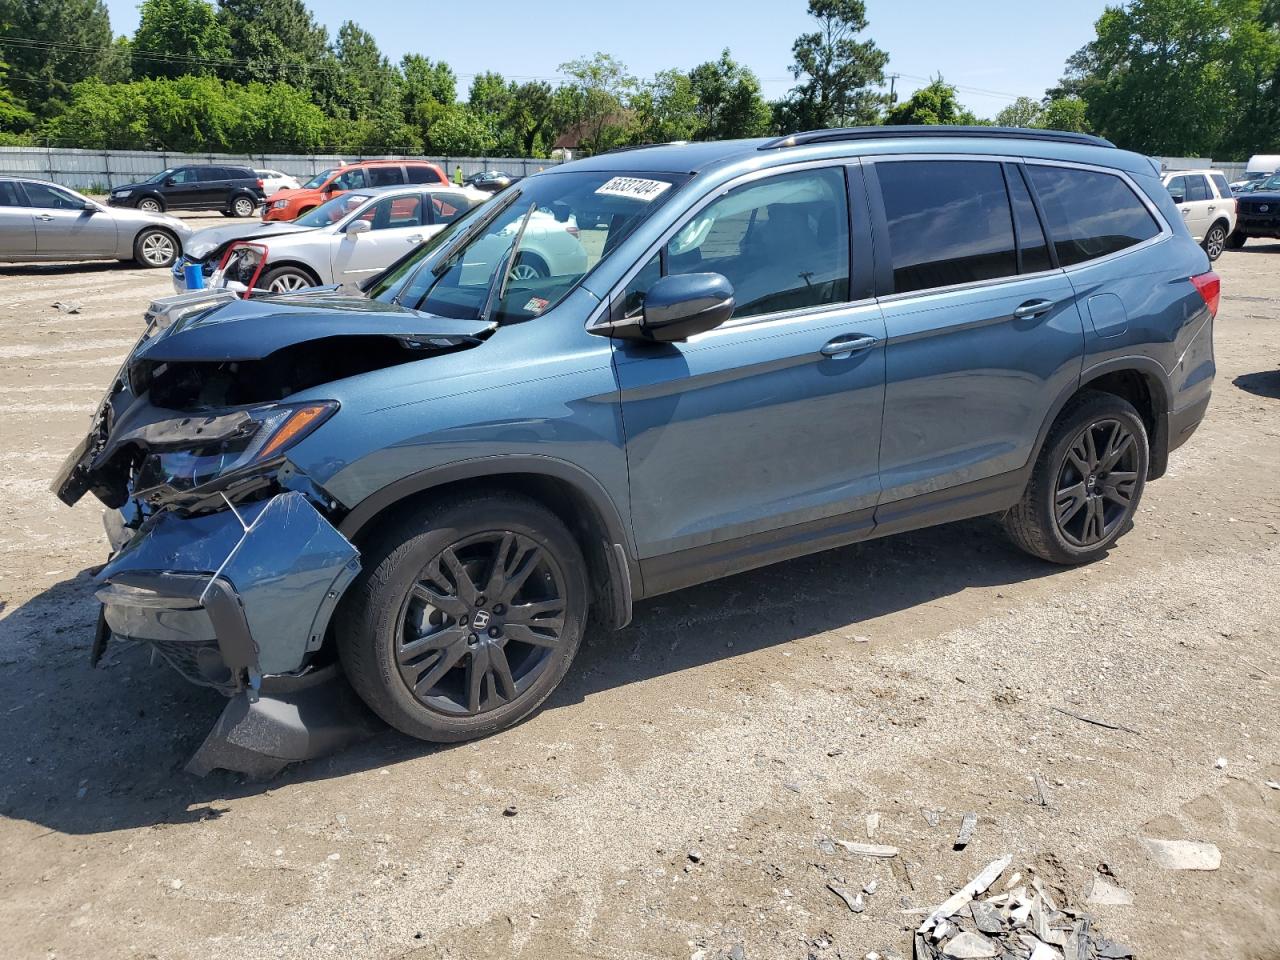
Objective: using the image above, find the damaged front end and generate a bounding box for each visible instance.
[52,288,493,775]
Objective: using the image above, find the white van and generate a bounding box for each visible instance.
[1230,155,1280,191]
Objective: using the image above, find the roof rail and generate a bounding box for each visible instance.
[759,125,1115,151]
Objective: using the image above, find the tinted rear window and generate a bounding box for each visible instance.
[368,165,405,187]
[1185,175,1210,202]
[877,160,1017,294]
[1026,165,1160,267]
[406,165,441,184]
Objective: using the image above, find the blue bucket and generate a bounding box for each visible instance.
[183,263,205,290]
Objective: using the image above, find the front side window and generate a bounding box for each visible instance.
[664,167,850,318]
[303,168,335,189]
[22,182,80,210]
[167,168,197,184]
[1027,165,1161,267]
[294,192,374,228]
[368,170,688,323]
[877,160,1017,294]
[330,168,367,191]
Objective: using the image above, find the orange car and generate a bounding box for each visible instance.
[262,159,449,221]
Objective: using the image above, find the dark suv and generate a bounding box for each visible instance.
[108,164,265,217]
[1229,171,1280,247]
[57,127,1218,774]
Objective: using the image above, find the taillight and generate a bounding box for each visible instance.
[1191,271,1220,318]
[565,224,580,238]
[256,179,264,189]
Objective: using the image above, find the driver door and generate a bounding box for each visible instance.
[23,181,117,258]
[330,194,428,281]
[611,165,887,592]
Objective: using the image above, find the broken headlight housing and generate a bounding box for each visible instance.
[132,400,338,495]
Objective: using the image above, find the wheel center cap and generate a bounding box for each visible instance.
[471,609,492,631]
[1087,474,1097,488]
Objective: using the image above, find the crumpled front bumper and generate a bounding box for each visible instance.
[96,491,360,694]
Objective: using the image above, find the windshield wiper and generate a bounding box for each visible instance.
[429,187,523,278]
[478,201,537,325]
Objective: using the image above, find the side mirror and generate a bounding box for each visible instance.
[346,218,371,236]
[634,273,734,342]
[82,200,97,212]
[1169,190,1185,204]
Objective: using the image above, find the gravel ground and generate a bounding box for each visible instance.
[0,232,1277,960]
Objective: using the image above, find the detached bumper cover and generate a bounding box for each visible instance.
[95,491,360,687]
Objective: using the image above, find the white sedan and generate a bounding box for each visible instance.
[174,185,491,293]
[255,169,302,196]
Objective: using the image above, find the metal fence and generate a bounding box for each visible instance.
[1155,156,1248,180]
[0,147,563,191]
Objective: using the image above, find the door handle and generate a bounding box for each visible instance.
[406,235,424,243]
[1207,205,1216,212]
[1013,299,1055,320]
[820,333,879,358]
[36,214,54,221]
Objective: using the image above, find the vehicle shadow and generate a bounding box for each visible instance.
[0,515,1060,836]
[1233,241,1280,253]
[0,261,152,277]
[1233,369,1280,399]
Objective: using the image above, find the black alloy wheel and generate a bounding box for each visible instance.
[1052,418,1140,548]
[396,531,567,717]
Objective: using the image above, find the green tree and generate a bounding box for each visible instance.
[0,0,116,117]
[426,104,495,156]
[885,76,983,125]
[1039,96,1090,133]
[216,0,329,86]
[994,95,1043,128]
[555,52,635,154]
[1062,0,1280,155]
[688,49,773,139]
[0,53,33,130]
[133,0,230,79]
[630,69,698,144]
[506,81,556,156]
[781,0,890,129]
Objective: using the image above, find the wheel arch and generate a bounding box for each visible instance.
[132,224,181,263]
[1032,358,1172,482]
[261,260,323,286]
[336,457,638,629]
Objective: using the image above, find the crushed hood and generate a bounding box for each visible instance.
[138,294,494,363]
[186,222,315,260]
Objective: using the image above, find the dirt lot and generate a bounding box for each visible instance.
[0,229,1277,960]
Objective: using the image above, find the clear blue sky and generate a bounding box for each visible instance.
[102,0,1113,116]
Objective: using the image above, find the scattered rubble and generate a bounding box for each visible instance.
[1084,874,1133,907]
[954,813,977,850]
[867,812,882,839]
[828,882,865,913]
[1032,775,1054,808]
[51,300,82,314]
[912,857,1134,960]
[1140,838,1221,871]
[834,839,900,858]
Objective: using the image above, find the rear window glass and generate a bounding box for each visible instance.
[407,165,441,184]
[877,160,1017,294]
[1026,165,1161,267]
[1210,173,1231,198]
[1185,175,1210,202]
[368,165,405,187]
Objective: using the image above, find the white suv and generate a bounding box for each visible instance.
[1162,169,1236,260]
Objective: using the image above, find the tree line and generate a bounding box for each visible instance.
[0,0,1276,158]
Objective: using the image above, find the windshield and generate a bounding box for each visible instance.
[294,191,373,228]
[367,170,688,323]
[302,168,336,190]
[145,168,176,184]
[1257,174,1280,191]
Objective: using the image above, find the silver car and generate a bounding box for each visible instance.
[175,185,491,293]
[0,176,190,267]
[174,184,590,295]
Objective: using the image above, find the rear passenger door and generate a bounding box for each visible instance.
[612,164,887,585]
[331,193,427,280]
[867,158,1086,521]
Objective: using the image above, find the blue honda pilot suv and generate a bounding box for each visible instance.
[54,127,1218,771]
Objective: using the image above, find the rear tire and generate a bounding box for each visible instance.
[136,196,163,213]
[337,493,588,743]
[1202,221,1228,260]
[231,195,257,218]
[1226,229,1247,250]
[1002,391,1149,565]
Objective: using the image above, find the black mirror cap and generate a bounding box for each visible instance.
[640,272,735,342]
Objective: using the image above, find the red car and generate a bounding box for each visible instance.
[263,159,448,221]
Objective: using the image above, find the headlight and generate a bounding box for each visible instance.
[273,199,288,209]
[132,401,338,494]
[113,190,129,197]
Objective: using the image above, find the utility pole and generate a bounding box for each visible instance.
[887,73,900,104]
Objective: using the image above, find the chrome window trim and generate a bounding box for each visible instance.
[586,157,862,334]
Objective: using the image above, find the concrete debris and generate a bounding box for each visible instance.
[817,838,838,855]
[1140,837,1222,871]
[1032,774,1054,808]
[1266,780,1280,790]
[728,946,746,960]
[864,878,879,895]
[867,811,882,838]
[1084,874,1133,906]
[1214,756,1228,770]
[52,300,83,314]
[687,848,703,864]
[923,809,942,828]
[834,839,900,858]
[503,805,518,817]
[912,859,1133,960]
[828,882,865,913]
[954,813,977,849]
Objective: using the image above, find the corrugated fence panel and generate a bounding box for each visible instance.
[0,148,563,190]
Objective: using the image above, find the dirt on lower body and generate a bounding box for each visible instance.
[0,241,1278,960]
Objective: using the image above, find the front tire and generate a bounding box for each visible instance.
[337,493,588,743]
[1226,229,1247,250]
[1203,222,1228,260]
[133,227,178,268]
[260,265,318,293]
[1002,391,1149,565]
